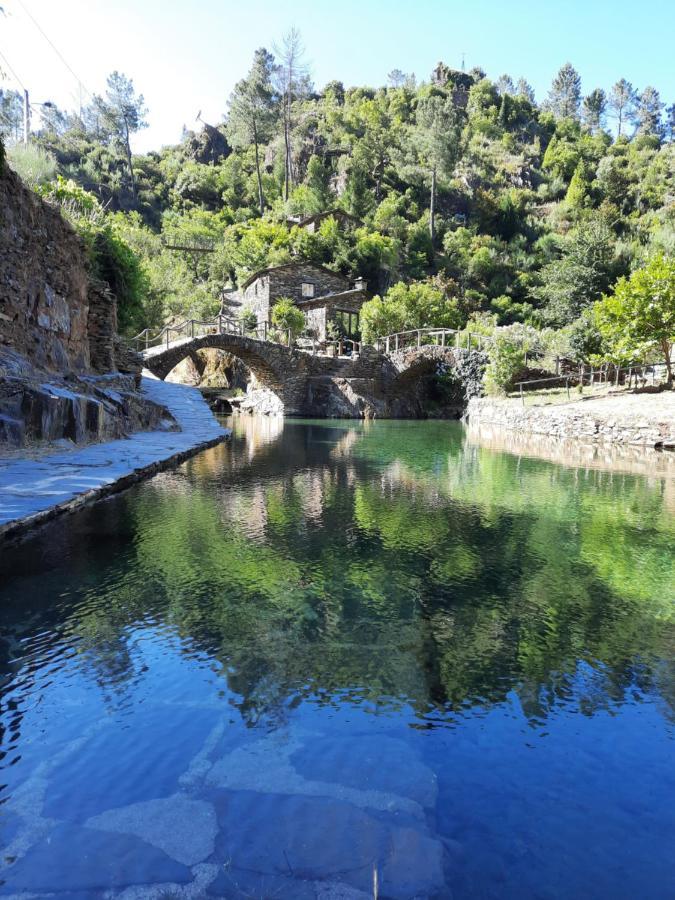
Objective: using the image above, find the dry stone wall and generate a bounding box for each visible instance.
[0,165,118,375]
[466,397,675,448]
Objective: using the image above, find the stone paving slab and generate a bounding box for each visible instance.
[0,376,229,540]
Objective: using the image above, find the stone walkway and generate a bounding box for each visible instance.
[0,376,228,539]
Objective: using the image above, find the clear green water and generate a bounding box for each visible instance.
[0,418,674,898]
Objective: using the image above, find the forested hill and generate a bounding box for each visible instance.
[2,49,674,347]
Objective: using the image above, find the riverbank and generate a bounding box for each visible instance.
[467,391,675,449]
[0,377,229,542]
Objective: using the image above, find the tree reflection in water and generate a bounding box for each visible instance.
[2,417,673,730]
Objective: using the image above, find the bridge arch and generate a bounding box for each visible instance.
[141,333,314,415]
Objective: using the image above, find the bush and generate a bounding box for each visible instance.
[360,279,462,343]
[484,337,527,395]
[6,143,57,187]
[92,226,149,336]
[271,297,305,344]
[238,306,258,333]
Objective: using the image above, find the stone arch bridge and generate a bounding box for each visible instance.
[141,329,486,418]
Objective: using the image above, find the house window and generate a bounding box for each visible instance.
[333,309,360,338]
[301,282,315,298]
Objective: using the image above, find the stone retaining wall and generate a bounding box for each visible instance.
[466,397,675,449]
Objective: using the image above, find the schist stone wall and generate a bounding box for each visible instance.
[301,289,368,341]
[0,164,117,374]
[239,263,352,325]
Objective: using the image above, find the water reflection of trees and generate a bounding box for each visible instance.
[1,419,673,729]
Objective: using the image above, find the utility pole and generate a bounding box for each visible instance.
[23,88,30,146]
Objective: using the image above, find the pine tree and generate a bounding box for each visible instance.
[547,63,581,119]
[632,86,664,137]
[495,74,515,96]
[582,88,606,133]
[101,71,148,199]
[665,104,675,142]
[226,48,277,216]
[414,96,463,246]
[516,78,535,103]
[608,79,637,137]
[273,28,311,201]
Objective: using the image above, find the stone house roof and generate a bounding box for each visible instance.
[295,288,369,309]
[239,261,351,292]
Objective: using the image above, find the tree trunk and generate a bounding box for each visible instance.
[662,338,673,387]
[253,120,265,216]
[429,165,437,247]
[284,87,293,201]
[123,120,136,200]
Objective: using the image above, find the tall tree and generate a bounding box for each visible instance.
[102,71,147,199]
[414,95,463,246]
[387,69,406,89]
[547,63,581,119]
[0,88,23,141]
[226,48,277,216]
[535,217,618,325]
[665,103,675,142]
[632,86,664,137]
[274,27,310,201]
[608,79,637,137]
[495,74,515,96]
[516,78,535,103]
[582,88,606,133]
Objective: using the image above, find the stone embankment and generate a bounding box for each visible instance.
[466,392,675,449]
[0,378,228,542]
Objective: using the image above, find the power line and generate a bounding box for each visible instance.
[14,0,93,102]
[0,47,26,90]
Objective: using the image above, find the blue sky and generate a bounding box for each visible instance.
[2,0,674,151]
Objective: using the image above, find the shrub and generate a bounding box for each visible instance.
[271,297,305,344]
[238,306,258,333]
[484,337,527,395]
[6,143,57,187]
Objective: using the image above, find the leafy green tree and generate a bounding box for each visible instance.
[594,253,675,383]
[535,217,619,325]
[360,279,461,342]
[413,95,463,245]
[582,88,606,133]
[547,63,581,119]
[226,48,277,216]
[608,79,637,137]
[101,71,148,199]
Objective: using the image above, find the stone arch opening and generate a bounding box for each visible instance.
[141,333,308,415]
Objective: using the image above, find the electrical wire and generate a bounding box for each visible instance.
[14,0,93,101]
[0,47,26,90]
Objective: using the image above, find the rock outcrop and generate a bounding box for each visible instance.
[0,163,163,449]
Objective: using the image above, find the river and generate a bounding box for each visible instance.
[1,417,674,898]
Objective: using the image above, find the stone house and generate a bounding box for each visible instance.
[234,261,369,342]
